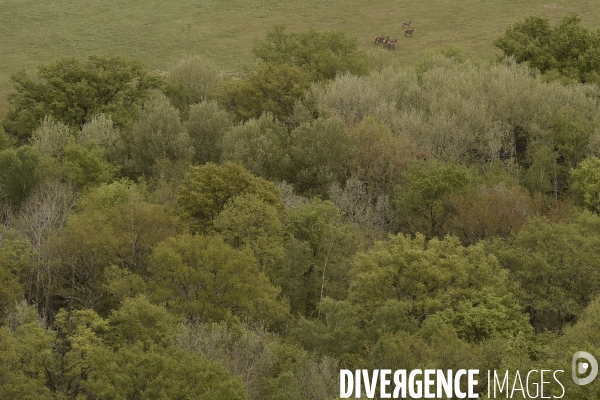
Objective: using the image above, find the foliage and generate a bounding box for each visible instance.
[148,234,289,326]
[213,193,285,280]
[41,181,178,315]
[43,298,248,399]
[294,297,361,364]
[30,116,72,158]
[222,112,291,182]
[521,110,596,197]
[222,62,311,122]
[284,199,361,315]
[494,14,600,83]
[549,297,600,398]
[348,118,419,198]
[77,113,127,167]
[0,228,37,294]
[435,290,532,343]
[59,140,115,188]
[312,57,600,171]
[178,162,282,232]
[0,146,41,205]
[166,55,223,113]
[46,206,120,311]
[185,100,232,165]
[254,25,370,81]
[29,116,115,188]
[289,117,352,197]
[178,321,339,400]
[571,157,600,213]
[450,178,536,244]
[486,214,600,333]
[394,159,471,238]
[0,249,24,320]
[3,55,162,142]
[0,126,11,151]
[130,93,193,176]
[4,25,600,399]
[349,234,510,324]
[0,323,54,399]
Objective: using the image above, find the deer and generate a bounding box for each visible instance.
[402,20,411,28]
[375,35,389,44]
[404,28,414,37]
[387,39,397,49]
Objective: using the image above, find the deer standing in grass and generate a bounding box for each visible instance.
[375,35,389,44]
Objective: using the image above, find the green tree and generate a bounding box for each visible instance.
[87,342,247,400]
[0,146,41,205]
[548,297,600,398]
[0,250,24,320]
[486,214,600,333]
[0,323,54,399]
[47,298,248,399]
[148,234,289,326]
[130,93,193,176]
[493,16,553,70]
[46,181,179,312]
[3,55,162,142]
[494,14,600,83]
[254,25,370,81]
[522,110,594,197]
[435,290,532,343]
[571,157,600,213]
[294,297,362,364]
[289,117,352,197]
[348,118,418,198]
[0,126,11,151]
[0,228,36,303]
[30,116,114,189]
[394,159,471,238]
[284,199,360,315]
[46,207,120,311]
[30,116,72,158]
[46,308,108,397]
[75,180,179,276]
[222,62,311,122]
[222,112,291,182]
[185,100,232,165]
[349,234,510,324]
[77,113,127,167]
[166,55,223,114]
[178,162,282,233]
[213,193,285,281]
[59,140,115,188]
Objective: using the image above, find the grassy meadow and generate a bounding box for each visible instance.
[0,0,598,115]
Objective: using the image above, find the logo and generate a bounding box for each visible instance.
[572,351,598,386]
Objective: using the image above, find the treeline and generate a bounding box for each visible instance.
[1,17,600,399]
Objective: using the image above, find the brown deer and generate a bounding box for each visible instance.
[375,35,389,44]
[404,28,414,37]
[402,20,411,28]
[387,39,397,49]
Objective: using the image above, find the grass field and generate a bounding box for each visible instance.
[0,0,598,116]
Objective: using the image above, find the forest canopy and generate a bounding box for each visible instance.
[494,13,600,84]
[1,17,600,399]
